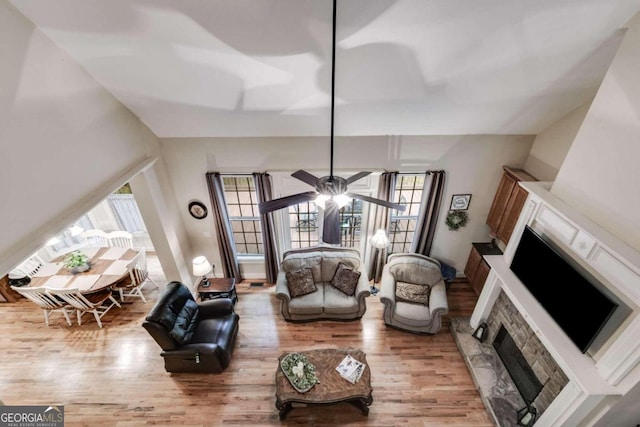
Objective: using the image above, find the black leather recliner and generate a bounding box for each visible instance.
[142,281,239,373]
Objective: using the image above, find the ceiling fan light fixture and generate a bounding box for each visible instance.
[333,194,351,208]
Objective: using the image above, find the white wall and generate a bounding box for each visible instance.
[524,100,591,182]
[0,2,157,274]
[160,134,534,275]
[552,12,640,253]
[545,12,640,427]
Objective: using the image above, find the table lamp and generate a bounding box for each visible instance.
[192,256,213,288]
[369,229,390,295]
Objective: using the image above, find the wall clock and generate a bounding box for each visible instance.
[188,201,208,219]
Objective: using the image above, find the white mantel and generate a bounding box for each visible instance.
[470,182,640,426]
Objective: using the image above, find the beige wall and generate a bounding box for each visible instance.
[160,134,535,273]
[0,3,157,274]
[552,13,640,253]
[524,100,591,182]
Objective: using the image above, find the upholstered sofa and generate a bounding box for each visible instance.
[275,245,370,322]
[142,281,239,373]
[379,253,449,334]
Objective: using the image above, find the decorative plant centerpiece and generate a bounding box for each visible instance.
[64,251,91,274]
[280,352,320,393]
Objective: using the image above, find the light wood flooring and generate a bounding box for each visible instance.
[0,254,493,426]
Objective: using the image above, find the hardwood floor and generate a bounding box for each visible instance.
[0,256,493,426]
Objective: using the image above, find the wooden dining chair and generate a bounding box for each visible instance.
[11,253,45,278]
[47,288,121,328]
[113,250,159,303]
[107,230,134,249]
[10,286,73,326]
[81,229,110,247]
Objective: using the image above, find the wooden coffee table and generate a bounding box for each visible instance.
[275,348,373,420]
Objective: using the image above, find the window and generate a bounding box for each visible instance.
[339,198,363,248]
[223,176,263,255]
[288,202,319,249]
[389,174,425,253]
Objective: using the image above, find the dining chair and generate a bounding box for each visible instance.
[10,286,73,326]
[113,250,159,303]
[11,253,45,278]
[81,229,110,247]
[47,288,121,328]
[107,230,134,249]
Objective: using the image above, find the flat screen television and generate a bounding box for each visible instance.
[510,225,617,353]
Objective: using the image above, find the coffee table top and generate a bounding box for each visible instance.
[275,348,372,405]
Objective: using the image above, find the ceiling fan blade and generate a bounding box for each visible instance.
[345,171,372,184]
[258,191,317,214]
[322,199,341,245]
[292,170,321,187]
[346,192,406,212]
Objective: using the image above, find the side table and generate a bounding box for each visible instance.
[197,278,237,305]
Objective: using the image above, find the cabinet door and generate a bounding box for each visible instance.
[486,173,517,232]
[496,185,529,243]
[472,260,491,295]
[464,246,482,282]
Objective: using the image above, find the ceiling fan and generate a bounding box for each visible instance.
[258,0,405,244]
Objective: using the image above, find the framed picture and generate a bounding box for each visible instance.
[188,201,208,219]
[450,194,471,210]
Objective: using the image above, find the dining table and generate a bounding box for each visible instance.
[28,247,139,294]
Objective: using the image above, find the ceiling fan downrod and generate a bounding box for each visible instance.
[329,0,337,181]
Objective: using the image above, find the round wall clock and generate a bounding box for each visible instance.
[188,201,208,219]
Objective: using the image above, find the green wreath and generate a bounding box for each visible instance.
[446,210,469,230]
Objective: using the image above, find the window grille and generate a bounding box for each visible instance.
[223,176,263,255]
[389,174,425,253]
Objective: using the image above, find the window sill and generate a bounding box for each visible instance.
[238,255,264,264]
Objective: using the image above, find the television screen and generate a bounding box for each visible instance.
[510,226,617,353]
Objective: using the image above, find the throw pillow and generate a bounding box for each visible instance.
[395,281,430,305]
[285,267,317,298]
[330,262,361,296]
[169,299,200,345]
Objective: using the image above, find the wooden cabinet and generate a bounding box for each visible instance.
[486,166,537,245]
[464,243,503,295]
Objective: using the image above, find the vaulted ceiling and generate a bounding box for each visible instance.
[9,0,640,138]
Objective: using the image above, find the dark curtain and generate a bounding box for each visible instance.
[367,171,397,282]
[253,172,279,284]
[412,170,446,256]
[205,172,242,281]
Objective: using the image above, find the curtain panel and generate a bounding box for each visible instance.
[253,172,279,284]
[412,170,446,256]
[367,171,397,282]
[205,172,242,281]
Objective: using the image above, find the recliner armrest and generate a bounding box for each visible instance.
[197,298,234,318]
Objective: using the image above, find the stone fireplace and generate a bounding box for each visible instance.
[487,292,568,414]
[451,290,569,426]
[454,182,640,426]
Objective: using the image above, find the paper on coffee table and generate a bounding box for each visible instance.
[336,354,366,384]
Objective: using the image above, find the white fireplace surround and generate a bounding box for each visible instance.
[470,182,640,426]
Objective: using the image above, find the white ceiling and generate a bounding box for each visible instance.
[9,0,640,138]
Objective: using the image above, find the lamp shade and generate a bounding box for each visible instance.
[369,229,390,249]
[192,256,212,277]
